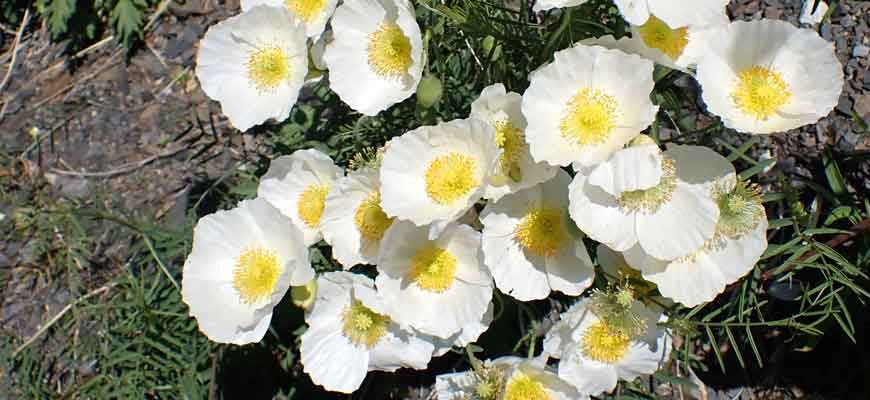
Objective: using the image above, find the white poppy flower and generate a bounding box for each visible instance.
[300,271,436,393]
[568,142,723,261]
[613,0,729,28]
[321,167,394,268]
[532,0,590,12]
[431,303,495,357]
[195,6,308,131]
[580,17,720,72]
[376,222,493,339]
[522,44,658,168]
[543,299,670,396]
[696,20,843,134]
[324,0,424,115]
[380,119,499,235]
[182,198,313,344]
[258,149,344,246]
[241,0,338,38]
[622,152,769,306]
[480,170,595,301]
[435,356,587,400]
[471,83,558,201]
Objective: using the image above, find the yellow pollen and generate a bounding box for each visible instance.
[732,65,791,121]
[284,0,326,22]
[424,153,478,205]
[514,207,568,257]
[617,156,677,214]
[247,46,291,92]
[367,21,413,79]
[503,372,551,400]
[354,192,393,241]
[298,184,329,229]
[493,120,525,183]
[342,300,389,348]
[408,246,457,293]
[232,247,282,304]
[637,15,689,60]
[582,321,631,363]
[559,88,619,147]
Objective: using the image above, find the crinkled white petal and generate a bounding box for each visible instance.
[614,0,728,27]
[471,83,558,201]
[182,198,311,345]
[568,173,639,251]
[258,149,344,245]
[696,20,843,134]
[241,0,339,38]
[431,303,494,357]
[324,0,424,115]
[376,222,493,338]
[665,145,736,192]
[195,6,308,131]
[630,221,768,307]
[588,143,663,196]
[523,44,658,168]
[532,0,589,12]
[635,181,719,260]
[380,118,499,227]
[481,170,593,300]
[322,168,388,267]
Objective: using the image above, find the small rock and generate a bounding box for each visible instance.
[854,94,870,118]
[800,0,829,24]
[836,95,854,115]
[853,45,870,58]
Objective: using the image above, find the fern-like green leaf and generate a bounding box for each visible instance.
[43,0,76,37]
[110,0,147,46]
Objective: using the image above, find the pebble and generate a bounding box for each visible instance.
[853,45,870,58]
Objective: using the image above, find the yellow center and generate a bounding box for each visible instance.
[492,120,525,184]
[247,46,291,92]
[514,207,568,257]
[732,65,791,121]
[637,15,689,60]
[503,372,551,400]
[354,192,393,241]
[424,153,478,205]
[408,246,457,293]
[617,156,677,214]
[582,321,631,363]
[342,300,389,348]
[232,247,282,304]
[297,184,329,229]
[284,0,326,22]
[367,21,413,79]
[559,88,619,147]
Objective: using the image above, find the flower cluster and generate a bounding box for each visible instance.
[184,0,842,396]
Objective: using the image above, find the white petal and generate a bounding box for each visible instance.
[636,182,719,260]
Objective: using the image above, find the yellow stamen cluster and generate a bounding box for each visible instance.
[493,119,525,183]
[503,373,551,400]
[424,152,478,205]
[232,247,282,304]
[732,65,791,121]
[617,157,677,214]
[355,192,393,241]
[409,246,457,293]
[247,46,291,92]
[367,21,413,79]
[342,300,389,348]
[298,184,329,228]
[637,16,689,60]
[284,0,326,22]
[582,321,631,364]
[559,88,619,147]
[513,207,568,257]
